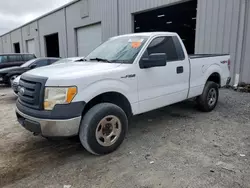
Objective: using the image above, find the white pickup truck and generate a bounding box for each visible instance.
[16,32,231,155]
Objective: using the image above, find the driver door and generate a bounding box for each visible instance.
[137,35,190,113]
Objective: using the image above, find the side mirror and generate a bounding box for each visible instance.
[140,53,167,69]
[30,64,37,69]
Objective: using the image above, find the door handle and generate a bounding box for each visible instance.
[177,66,184,74]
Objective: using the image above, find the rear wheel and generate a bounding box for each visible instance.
[197,81,219,112]
[79,103,128,155]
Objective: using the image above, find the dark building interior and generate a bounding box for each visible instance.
[134,0,197,54]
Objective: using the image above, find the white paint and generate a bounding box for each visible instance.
[188,55,230,98]
[76,23,102,56]
[26,39,35,55]
[24,32,230,116]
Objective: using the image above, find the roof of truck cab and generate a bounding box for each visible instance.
[113,32,177,38]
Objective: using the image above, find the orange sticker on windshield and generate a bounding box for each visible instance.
[131,41,142,48]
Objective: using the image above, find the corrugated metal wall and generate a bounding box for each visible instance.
[66,0,118,56]
[195,0,250,83]
[22,21,40,57]
[195,0,241,82]
[0,37,3,53]
[10,29,24,53]
[38,9,67,57]
[239,0,250,83]
[2,34,12,53]
[118,0,183,34]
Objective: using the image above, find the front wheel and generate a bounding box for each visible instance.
[79,103,128,155]
[197,81,219,112]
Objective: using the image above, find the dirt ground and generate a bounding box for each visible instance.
[0,87,250,188]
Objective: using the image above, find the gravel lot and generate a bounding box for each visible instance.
[0,87,250,188]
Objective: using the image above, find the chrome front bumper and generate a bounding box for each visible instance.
[16,108,81,137]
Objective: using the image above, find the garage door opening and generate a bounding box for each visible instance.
[45,33,60,57]
[134,0,197,54]
[26,39,35,55]
[13,42,20,53]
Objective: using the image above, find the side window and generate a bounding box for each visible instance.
[23,54,35,61]
[0,56,8,63]
[34,60,49,67]
[8,55,23,62]
[144,36,183,62]
[172,36,185,60]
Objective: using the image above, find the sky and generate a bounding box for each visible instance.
[0,0,73,35]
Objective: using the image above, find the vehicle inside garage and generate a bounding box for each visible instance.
[134,0,197,54]
[45,33,60,57]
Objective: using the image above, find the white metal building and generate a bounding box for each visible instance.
[0,0,250,84]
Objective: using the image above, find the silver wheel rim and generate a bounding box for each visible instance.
[95,115,122,147]
[207,88,217,106]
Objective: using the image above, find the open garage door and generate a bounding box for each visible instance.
[134,0,197,54]
[77,23,102,56]
[26,39,35,55]
[45,33,60,57]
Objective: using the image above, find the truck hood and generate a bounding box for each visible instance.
[24,62,122,79]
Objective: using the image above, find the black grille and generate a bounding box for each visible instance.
[18,75,47,110]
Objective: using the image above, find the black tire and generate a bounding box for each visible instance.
[79,103,128,155]
[197,81,219,112]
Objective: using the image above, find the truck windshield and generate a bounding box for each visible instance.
[86,36,149,64]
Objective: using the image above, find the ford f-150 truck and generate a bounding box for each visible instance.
[16,32,231,155]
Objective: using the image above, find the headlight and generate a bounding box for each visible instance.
[44,87,77,110]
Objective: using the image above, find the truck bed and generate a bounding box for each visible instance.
[189,54,229,59]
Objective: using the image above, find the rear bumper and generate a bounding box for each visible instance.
[226,77,231,86]
[221,77,231,87]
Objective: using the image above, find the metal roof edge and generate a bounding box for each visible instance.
[0,0,80,37]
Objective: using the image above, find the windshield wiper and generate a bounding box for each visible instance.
[89,58,111,63]
[76,58,87,62]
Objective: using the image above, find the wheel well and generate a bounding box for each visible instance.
[7,73,20,79]
[82,92,133,118]
[207,73,221,86]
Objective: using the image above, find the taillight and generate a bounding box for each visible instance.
[228,59,231,70]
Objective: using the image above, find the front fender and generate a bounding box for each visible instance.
[73,79,137,105]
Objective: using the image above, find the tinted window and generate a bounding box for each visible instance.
[21,59,37,67]
[0,56,8,63]
[144,36,183,62]
[172,36,185,60]
[34,60,49,67]
[49,59,59,64]
[23,54,36,61]
[8,55,22,62]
